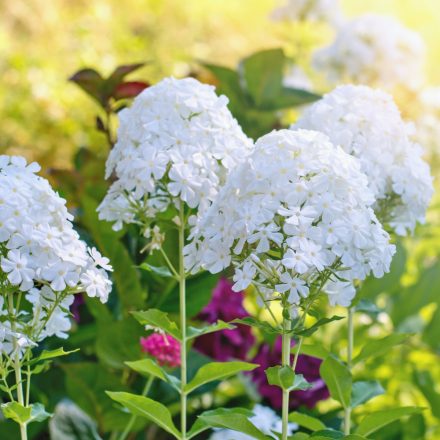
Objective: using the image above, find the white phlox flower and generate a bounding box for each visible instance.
[187,129,395,308]
[97,77,253,232]
[294,85,433,235]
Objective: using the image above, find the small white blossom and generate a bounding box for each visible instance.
[271,0,342,25]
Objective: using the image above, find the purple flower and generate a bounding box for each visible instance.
[193,278,255,361]
[250,337,329,409]
[70,293,85,323]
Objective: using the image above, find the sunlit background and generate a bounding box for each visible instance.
[1,0,440,167]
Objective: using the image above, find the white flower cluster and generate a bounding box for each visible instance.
[98,77,253,231]
[313,14,425,90]
[294,85,433,235]
[0,156,112,352]
[209,404,297,440]
[186,129,395,307]
[413,87,440,155]
[271,0,341,25]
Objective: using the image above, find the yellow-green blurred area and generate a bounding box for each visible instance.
[1,0,440,167]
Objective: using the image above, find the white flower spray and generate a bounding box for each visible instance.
[98,76,253,440]
[0,156,112,440]
[294,84,433,434]
[187,129,395,439]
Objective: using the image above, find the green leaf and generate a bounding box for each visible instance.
[310,429,344,439]
[260,87,320,111]
[131,309,181,340]
[107,392,180,438]
[266,366,313,392]
[62,363,146,433]
[292,344,329,360]
[82,195,146,310]
[185,361,258,394]
[351,380,384,408]
[96,317,144,369]
[233,317,279,334]
[29,403,52,423]
[353,333,410,364]
[1,402,32,425]
[422,304,440,351]
[343,436,367,439]
[49,400,102,440]
[30,347,79,364]
[125,359,181,392]
[355,407,423,437]
[198,407,269,440]
[187,418,211,439]
[295,316,344,337]
[187,320,235,340]
[413,370,440,418]
[139,263,174,278]
[288,412,326,431]
[239,48,284,108]
[320,356,352,408]
[104,63,146,96]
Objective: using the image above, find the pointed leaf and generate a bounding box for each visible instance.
[351,380,384,408]
[266,366,313,392]
[1,402,32,425]
[185,361,258,394]
[29,347,79,365]
[260,87,320,111]
[125,359,181,392]
[295,316,344,337]
[139,263,174,278]
[187,320,235,340]
[239,48,284,108]
[69,69,105,105]
[132,309,181,340]
[114,81,149,100]
[310,429,344,439]
[29,403,52,423]
[288,412,326,431]
[353,334,410,364]
[233,317,279,334]
[187,417,212,439]
[413,370,440,418]
[107,392,180,438]
[198,407,269,440]
[355,407,423,437]
[320,356,352,409]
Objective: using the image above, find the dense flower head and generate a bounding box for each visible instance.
[271,0,341,25]
[250,337,328,409]
[194,278,255,361]
[0,156,112,352]
[186,129,394,307]
[209,404,297,440]
[294,85,433,235]
[97,77,253,231]
[140,333,181,368]
[313,14,425,90]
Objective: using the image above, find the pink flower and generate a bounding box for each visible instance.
[140,333,181,368]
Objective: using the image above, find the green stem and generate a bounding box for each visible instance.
[178,202,187,440]
[118,376,154,440]
[8,292,28,440]
[344,307,354,436]
[281,307,291,440]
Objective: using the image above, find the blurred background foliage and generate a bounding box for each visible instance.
[1,0,440,167]
[1,1,440,439]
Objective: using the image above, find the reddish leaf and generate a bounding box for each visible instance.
[114,81,150,100]
[103,63,146,97]
[69,68,105,105]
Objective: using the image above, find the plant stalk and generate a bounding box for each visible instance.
[344,306,354,435]
[178,202,187,440]
[281,307,291,440]
[8,292,28,440]
[118,376,154,440]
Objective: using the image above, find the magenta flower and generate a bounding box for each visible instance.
[250,336,329,409]
[193,278,255,361]
[140,333,181,368]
